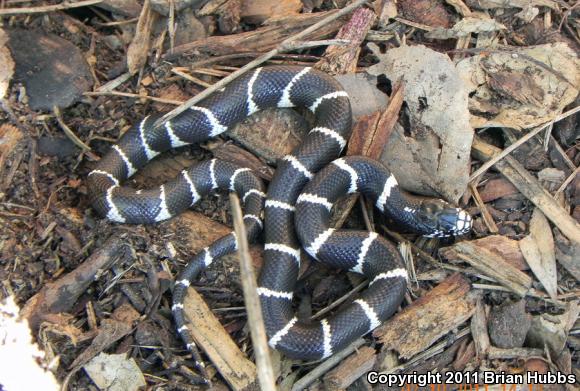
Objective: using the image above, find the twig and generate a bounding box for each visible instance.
[92,17,139,27]
[189,53,320,69]
[95,72,132,93]
[229,193,276,391]
[53,106,91,151]
[171,69,213,88]
[284,39,351,50]
[291,339,366,391]
[468,182,498,233]
[394,17,434,31]
[469,105,580,182]
[84,91,183,105]
[0,0,102,15]
[310,280,367,320]
[154,0,369,129]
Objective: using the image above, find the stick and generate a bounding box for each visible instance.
[0,0,103,15]
[153,0,369,129]
[84,91,183,105]
[230,193,276,391]
[53,106,92,151]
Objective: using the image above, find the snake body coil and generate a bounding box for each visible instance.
[87,66,471,374]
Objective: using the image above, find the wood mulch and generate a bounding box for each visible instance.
[0,0,578,390]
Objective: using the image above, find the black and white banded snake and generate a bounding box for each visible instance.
[87,66,472,380]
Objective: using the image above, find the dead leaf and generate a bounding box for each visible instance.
[83,353,146,391]
[554,230,580,281]
[335,73,389,120]
[519,209,558,299]
[457,42,580,129]
[398,0,452,28]
[486,70,544,107]
[427,17,506,39]
[367,44,474,202]
[68,304,138,370]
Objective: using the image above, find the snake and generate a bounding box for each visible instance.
[87,65,472,379]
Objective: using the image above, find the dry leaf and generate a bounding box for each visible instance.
[427,17,506,39]
[519,209,558,299]
[457,42,580,129]
[335,73,389,119]
[83,353,146,391]
[367,44,473,202]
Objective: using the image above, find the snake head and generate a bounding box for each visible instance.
[415,200,472,238]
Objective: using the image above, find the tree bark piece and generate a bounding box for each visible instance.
[470,298,490,358]
[240,0,302,24]
[466,235,528,270]
[317,6,376,74]
[21,236,132,329]
[182,287,257,391]
[373,273,479,359]
[471,136,580,245]
[441,241,532,297]
[165,11,344,59]
[323,346,376,390]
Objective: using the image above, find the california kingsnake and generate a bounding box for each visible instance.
[87,66,471,377]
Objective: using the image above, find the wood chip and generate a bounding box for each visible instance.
[466,235,528,270]
[127,0,156,75]
[441,241,532,297]
[182,287,257,390]
[470,298,490,358]
[373,273,479,359]
[317,7,376,74]
[240,0,302,24]
[323,346,376,390]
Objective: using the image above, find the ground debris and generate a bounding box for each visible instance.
[1,0,579,389]
[373,273,479,358]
